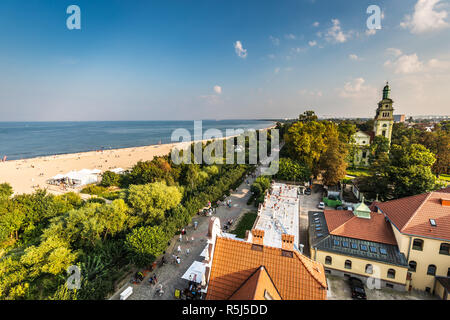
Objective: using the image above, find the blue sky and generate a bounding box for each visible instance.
[0,0,449,121]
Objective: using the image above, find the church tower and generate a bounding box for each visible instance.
[373,82,394,143]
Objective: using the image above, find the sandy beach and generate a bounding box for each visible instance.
[0,142,189,196]
[0,126,276,195]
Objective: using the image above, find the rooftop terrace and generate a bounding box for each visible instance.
[252,183,300,250]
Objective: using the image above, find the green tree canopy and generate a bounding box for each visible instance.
[127,181,182,224]
[125,225,168,267]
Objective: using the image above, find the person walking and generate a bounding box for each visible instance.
[153,274,158,284]
[177,245,181,253]
[194,221,198,230]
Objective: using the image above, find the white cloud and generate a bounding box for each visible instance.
[269,36,280,46]
[365,29,377,36]
[385,51,450,74]
[349,54,360,61]
[385,53,424,74]
[299,89,323,97]
[234,41,247,58]
[326,19,350,43]
[284,33,296,40]
[386,48,403,57]
[400,0,449,34]
[267,54,276,59]
[313,22,320,27]
[213,85,222,94]
[308,40,317,47]
[274,67,280,74]
[427,58,450,69]
[338,78,377,99]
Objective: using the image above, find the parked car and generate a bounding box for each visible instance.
[317,202,325,210]
[336,206,344,210]
[305,188,311,195]
[348,277,367,300]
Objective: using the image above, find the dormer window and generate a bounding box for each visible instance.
[430,219,437,227]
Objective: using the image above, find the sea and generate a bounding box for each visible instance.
[0,120,275,160]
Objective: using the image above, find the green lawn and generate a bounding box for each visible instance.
[230,211,258,239]
[346,168,370,177]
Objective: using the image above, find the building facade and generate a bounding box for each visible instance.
[372,187,450,294]
[308,202,410,291]
[353,83,394,167]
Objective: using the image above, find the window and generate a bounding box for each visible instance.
[342,241,349,248]
[317,233,323,237]
[387,269,396,279]
[325,256,332,265]
[365,264,373,274]
[408,261,417,272]
[379,248,387,255]
[345,260,352,269]
[383,124,387,127]
[334,240,340,246]
[264,290,273,300]
[362,151,367,158]
[439,243,450,255]
[425,287,431,293]
[386,283,394,289]
[412,239,423,251]
[360,244,368,251]
[382,130,386,137]
[369,246,377,253]
[427,264,436,276]
[447,268,450,277]
[351,243,358,249]
[430,219,437,227]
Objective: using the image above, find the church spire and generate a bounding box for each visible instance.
[382,82,390,99]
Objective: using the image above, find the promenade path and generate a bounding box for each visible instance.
[109,170,259,300]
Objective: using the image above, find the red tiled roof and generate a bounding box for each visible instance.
[323,210,398,245]
[229,266,282,300]
[373,187,450,241]
[206,237,327,300]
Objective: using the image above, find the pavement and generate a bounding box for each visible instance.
[298,183,324,257]
[326,275,438,300]
[109,170,259,300]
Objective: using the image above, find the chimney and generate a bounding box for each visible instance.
[281,234,295,251]
[251,229,265,245]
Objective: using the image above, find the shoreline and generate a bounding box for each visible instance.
[0,125,276,196]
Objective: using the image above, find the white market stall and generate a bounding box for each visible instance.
[181,261,207,285]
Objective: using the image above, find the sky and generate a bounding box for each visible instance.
[0,0,449,121]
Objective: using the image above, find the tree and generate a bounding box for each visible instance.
[319,135,348,186]
[359,143,438,200]
[96,199,129,240]
[125,225,168,267]
[337,121,357,144]
[127,182,182,224]
[275,158,311,182]
[298,110,318,122]
[20,235,78,278]
[369,135,390,165]
[100,171,121,187]
[0,207,25,240]
[0,183,13,201]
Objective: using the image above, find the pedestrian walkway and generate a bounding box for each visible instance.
[109,169,260,300]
